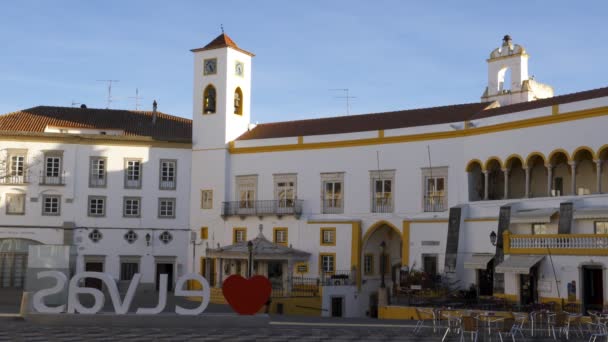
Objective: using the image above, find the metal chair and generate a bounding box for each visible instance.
[548,311,570,340]
[413,307,437,335]
[587,322,608,342]
[459,316,479,342]
[495,317,517,342]
[511,312,528,339]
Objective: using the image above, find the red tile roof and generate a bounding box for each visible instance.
[190,33,255,56]
[237,86,608,141]
[0,106,192,142]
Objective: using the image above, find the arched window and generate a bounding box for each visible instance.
[234,87,243,115]
[203,85,216,114]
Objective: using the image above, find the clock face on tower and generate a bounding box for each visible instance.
[235,61,244,77]
[203,58,217,75]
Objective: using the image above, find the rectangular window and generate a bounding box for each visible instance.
[320,227,336,246]
[120,262,139,281]
[364,254,374,275]
[89,157,107,188]
[233,228,247,243]
[273,228,288,246]
[371,170,394,213]
[123,197,141,217]
[159,159,177,190]
[422,254,438,276]
[9,155,25,176]
[201,190,213,209]
[321,173,344,214]
[236,175,257,210]
[88,196,106,217]
[319,253,336,274]
[45,156,61,177]
[532,223,548,235]
[158,198,176,218]
[5,193,25,215]
[200,227,208,240]
[42,195,61,216]
[274,174,296,208]
[595,221,608,234]
[295,263,309,274]
[125,159,142,189]
[4,151,27,184]
[43,152,63,185]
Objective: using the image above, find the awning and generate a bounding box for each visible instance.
[495,255,544,274]
[510,208,558,224]
[464,254,494,270]
[574,207,608,220]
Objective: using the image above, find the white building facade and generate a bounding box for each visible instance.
[190,33,608,317]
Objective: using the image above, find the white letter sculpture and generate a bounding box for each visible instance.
[136,274,168,314]
[174,273,210,315]
[105,273,141,314]
[32,270,68,313]
[67,272,109,314]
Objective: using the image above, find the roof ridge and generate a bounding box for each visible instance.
[17,106,192,123]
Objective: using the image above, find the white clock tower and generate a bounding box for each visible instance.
[189,34,254,275]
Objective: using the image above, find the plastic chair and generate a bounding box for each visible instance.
[459,316,479,342]
[413,308,437,335]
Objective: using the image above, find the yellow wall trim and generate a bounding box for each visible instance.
[362,220,401,244]
[402,220,410,266]
[410,219,449,223]
[378,129,384,138]
[350,221,362,289]
[272,227,288,246]
[320,227,337,246]
[307,220,360,224]
[229,105,608,154]
[319,252,337,274]
[552,104,559,116]
[297,136,303,144]
[464,218,498,222]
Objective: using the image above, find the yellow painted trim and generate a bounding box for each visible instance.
[320,227,337,246]
[466,159,484,172]
[307,220,359,224]
[229,106,608,154]
[525,151,547,167]
[232,227,247,244]
[597,144,608,158]
[410,219,449,223]
[200,226,208,240]
[494,293,518,302]
[319,252,336,274]
[297,136,304,144]
[378,130,384,138]
[485,156,503,170]
[464,218,498,222]
[200,256,206,276]
[547,148,571,163]
[272,227,288,246]
[0,132,191,149]
[295,262,309,274]
[402,220,410,266]
[503,231,511,254]
[552,104,559,116]
[363,253,374,275]
[234,87,244,115]
[362,220,401,245]
[350,221,362,289]
[572,145,597,160]
[503,153,525,168]
[203,83,217,115]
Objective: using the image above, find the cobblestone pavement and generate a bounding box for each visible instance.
[0,319,584,342]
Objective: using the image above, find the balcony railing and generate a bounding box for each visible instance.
[221,199,303,218]
[0,172,30,185]
[321,270,356,286]
[322,199,343,214]
[372,198,393,213]
[424,194,446,212]
[505,232,608,256]
[159,179,176,190]
[39,173,66,186]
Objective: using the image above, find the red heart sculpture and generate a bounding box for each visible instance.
[222,275,272,315]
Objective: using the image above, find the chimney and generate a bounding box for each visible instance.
[152,100,158,125]
[80,104,87,109]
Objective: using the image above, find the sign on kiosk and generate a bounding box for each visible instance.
[32,271,210,315]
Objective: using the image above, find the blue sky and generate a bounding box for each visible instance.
[1,1,606,123]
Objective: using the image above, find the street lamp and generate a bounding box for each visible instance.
[145,233,151,246]
[380,241,386,289]
[247,240,253,278]
[489,231,497,246]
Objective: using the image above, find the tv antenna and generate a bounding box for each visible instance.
[330,88,357,115]
[97,80,120,109]
[128,88,144,110]
[70,100,81,108]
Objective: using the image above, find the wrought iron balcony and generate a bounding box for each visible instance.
[322,199,343,214]
[504,231,608,256]
[221,200,303,218]
[372,198,393,213]
[39,173,66,186]
[424,194,447,212]
[0,172,30,185]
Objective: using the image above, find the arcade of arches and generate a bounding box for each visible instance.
[467,146,608,201]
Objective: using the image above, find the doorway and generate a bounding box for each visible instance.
[156,263,174,292]
[84,262,104,290]
[422,254,438,276]
[520,267,538,305]
[583,266,604,313]
[331,296,344,317]
[478,259,494,296]
[267,261,283,289]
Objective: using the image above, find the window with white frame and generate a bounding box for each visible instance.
[233,228,247,243]
[236,175,257,209]
[124,230,138,244]
[370,170,394,213]
[158,198,176,218]
[88,196,106,217]
[159,231,173,244]
[123,197,141,217]
[274,174,296,208]
[42,195,61,216]
[364,254,374,275]
[5,193,25,215]
[422,166,448,212]
[125,159,142,188]
[320,254,335,274]
[532,223,548,235]
[321,172,344,214]
[595,221,608,234]
[5,150,27,184]
[43,152,63,185]
[273,228,288,245]
[159,159,177,190]
[201,190,213,209]
[89,157,107,187]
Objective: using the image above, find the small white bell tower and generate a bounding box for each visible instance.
[481,35,553,106]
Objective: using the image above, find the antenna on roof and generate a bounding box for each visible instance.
[220,24,224,34]
[97,80,120,109]
[128,88,144,110]
[330,88,357,115]
[70,100,81,108]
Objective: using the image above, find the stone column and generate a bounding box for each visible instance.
[546,164,553,197]
[502,168,509,199]
[570,161,577,195]
[596,160,602,194]
[483,170,489,200]
[524,167,530,198]
[286,258,294,296]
